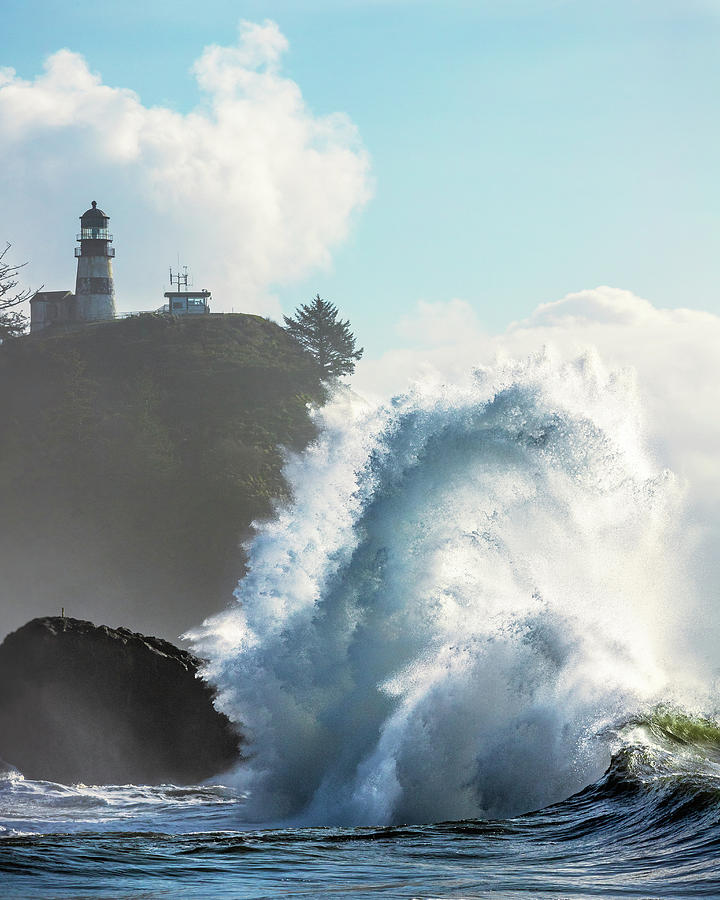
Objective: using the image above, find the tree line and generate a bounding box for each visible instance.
[283,294,363,379]
[0,244,32,342]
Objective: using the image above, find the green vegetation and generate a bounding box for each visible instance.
[283,294,363,378]
[0,244,31,341]
[0,313,326,640]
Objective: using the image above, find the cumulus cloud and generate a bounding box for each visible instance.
[0,20,371,316]
[525,287,657,327]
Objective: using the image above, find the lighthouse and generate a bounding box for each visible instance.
[30,201,118,333]
[74,201,116,322]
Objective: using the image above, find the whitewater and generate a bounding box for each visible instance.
[189,349,694,825]
[3,350,720,898]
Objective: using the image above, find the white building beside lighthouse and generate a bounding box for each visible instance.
[30,202,117,332]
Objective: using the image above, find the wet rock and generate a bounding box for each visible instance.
[0,616,241,785]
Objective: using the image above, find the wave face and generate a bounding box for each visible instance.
[191,352,692,826]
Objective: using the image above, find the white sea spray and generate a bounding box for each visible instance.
[190,351,694,825]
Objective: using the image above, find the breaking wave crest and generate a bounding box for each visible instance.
[190,351,704,826]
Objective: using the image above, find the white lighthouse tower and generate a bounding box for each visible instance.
[74,201,116,322]
[30,201,117,332]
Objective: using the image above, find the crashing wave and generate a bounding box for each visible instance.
[191,351,699,825]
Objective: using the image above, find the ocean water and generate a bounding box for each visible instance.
[3,354,719,898]
[3,713,720,898]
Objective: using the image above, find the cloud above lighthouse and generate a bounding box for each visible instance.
[0,20,372,316]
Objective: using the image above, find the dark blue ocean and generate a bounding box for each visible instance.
[2,715,720,898]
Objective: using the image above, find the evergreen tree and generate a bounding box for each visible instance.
[0,244,33,341]
[283,294,363,378]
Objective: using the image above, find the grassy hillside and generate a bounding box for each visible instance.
[0,314,326,641]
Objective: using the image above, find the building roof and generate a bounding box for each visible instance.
[80,201,108,225]
[31,290,74,303]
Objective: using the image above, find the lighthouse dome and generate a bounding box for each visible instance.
[80,201,108,225]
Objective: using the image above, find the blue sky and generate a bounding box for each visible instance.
[2,0,719,353]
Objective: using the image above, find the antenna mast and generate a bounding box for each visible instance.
[169,266,190,292]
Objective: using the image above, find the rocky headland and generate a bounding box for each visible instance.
[0,312,325,642]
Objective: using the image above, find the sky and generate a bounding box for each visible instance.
[2,1,720,685]
[1,0,720,355]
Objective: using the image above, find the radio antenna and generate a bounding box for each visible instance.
[169,265,189,291]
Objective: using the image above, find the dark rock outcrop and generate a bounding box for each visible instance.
[0,616,241,785]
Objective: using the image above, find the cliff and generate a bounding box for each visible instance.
[0,616,240,785]
[0,313,325,640]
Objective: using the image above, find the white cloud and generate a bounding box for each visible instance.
[524,286,656,327]
[193,20,289,90]
[0,21,372,316]
[396,298,485,345]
